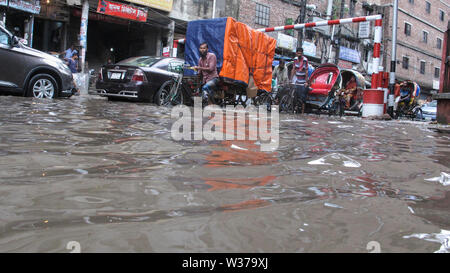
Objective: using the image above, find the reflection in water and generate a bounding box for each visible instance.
[0,96,449,252]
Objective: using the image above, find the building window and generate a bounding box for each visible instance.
[439,10,445,21]
[437,38,442,49]
[255,3,270,27]
[434,67,440,78]
[408,0,414,4]
[404,23,411,36]
[422,31,428,43]
[426,2,431,13]
[402,56,409,69]
[420,61,426,74]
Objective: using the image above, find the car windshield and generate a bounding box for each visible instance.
[117,57,161,67]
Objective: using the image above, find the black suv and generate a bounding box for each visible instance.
[0,24,74,99]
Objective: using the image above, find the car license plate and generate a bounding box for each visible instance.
[110,72,122,80]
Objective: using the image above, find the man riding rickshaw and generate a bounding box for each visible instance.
[394,80,422,119]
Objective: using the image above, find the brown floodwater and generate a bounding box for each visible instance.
[0,95,449,253]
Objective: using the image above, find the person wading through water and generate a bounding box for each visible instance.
[290,47,310,114]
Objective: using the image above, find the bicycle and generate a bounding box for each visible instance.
[279,84,305,114]
[155,64,192,107]
[394,96,423,120]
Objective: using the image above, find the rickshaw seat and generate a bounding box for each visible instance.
[309,83,332,96]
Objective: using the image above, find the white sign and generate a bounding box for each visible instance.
[302,41,317,57]
[277,33,297,52]
[359,21,370,39]
[433,80,440,90]
[163,46,170,57]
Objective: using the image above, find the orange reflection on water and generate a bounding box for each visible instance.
[203,175,276,192]
[205,140,278,167]
[220,199,271,212]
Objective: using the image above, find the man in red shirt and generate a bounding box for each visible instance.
[193,43,219,104]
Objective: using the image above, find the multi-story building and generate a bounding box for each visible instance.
[236,0,375,76]
[375,0,448,95]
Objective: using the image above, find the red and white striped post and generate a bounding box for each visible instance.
[371,19,383,89]
[174,15,383,88]
[172,39,184,58]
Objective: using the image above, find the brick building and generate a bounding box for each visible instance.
[236,0,378,77]
[375,0,448,94]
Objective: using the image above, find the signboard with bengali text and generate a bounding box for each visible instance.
[97,0,148,22]
[302,41,317,58]
[339,46,361,64]
[125,0,172,12]
[0,0,41,14]
[358,21,370,39]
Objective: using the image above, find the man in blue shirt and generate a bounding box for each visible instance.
[64,44,78,61]
[67,53,79,73]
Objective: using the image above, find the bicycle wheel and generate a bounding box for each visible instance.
[237,93,248,106]
[155,80,174,106]
[171,85,184,106]
[254,92,272,110]
[279,94,293,113]
[328,100,341,116]
[413,108,423,121]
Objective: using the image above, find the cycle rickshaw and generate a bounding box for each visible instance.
[181,17,276,107]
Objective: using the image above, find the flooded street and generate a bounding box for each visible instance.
[0,95,449,253]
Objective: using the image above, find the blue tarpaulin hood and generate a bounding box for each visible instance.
[184,18,228,76]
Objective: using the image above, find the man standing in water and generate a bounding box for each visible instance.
[193,43,219,105]
[290,47,310,114]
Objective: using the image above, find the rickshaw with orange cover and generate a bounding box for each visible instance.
[182,17,276,106]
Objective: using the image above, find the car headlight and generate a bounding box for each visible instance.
[57,62,71,74]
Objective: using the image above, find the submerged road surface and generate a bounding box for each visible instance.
[0,95,449,253]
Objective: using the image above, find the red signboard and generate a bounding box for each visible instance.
[97,0,148,22]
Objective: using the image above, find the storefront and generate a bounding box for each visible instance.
[67,0,169,70]
[0,0,41,46]
[33,0,70,53]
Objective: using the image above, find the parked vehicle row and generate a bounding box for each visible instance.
[0,22,436,122]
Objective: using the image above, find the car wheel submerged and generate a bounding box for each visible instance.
[28,74,58,99]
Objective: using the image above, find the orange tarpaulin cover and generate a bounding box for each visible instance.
[220,17,277,92]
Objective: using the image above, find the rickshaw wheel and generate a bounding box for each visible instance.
[254,92,272,111]
[237,93,248,106]
[413,108,423,121]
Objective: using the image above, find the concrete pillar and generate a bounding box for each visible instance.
[156,27,162,56]
[43,20,49,51]
[168,20,175,57]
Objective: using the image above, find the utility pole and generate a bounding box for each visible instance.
[168,20,175,57]
[80,0,89,74]
[388,0,398,118]
[296,0,307,49]
[326,0,334,62]
[335,0,345,64]
[212,0,216,19]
